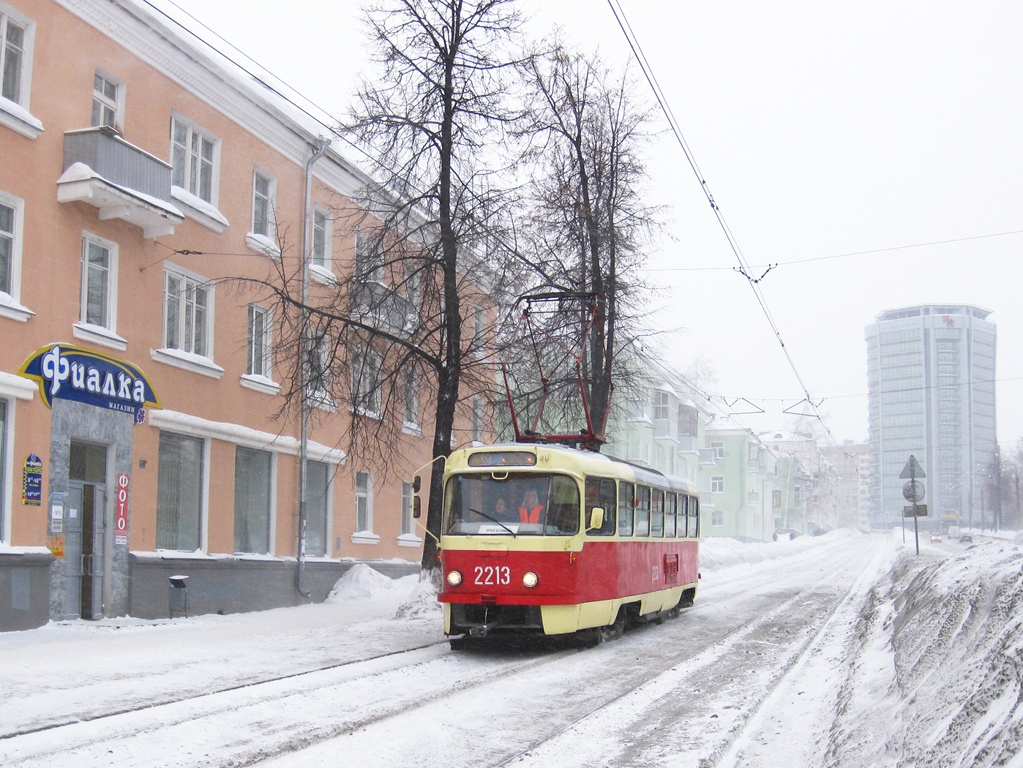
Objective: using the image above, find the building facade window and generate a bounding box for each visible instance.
[1,4,30,105]
[311,208,330,269]
[91,70,122,131]
[355,471,373,532]
[711,441,724,460]
[0,191,21,309]
[80,233,117,330]
[156,432,204,551]
[305,460,329,557]
[352,346,382,418]
[402,370,419,428]
[163,267,212,358]
[251,170,274,238]
[170,115,217,204]
[711,476,724,493]
[0,399,6,542]
[401,480,414,536]
[354,227,384,282]
[472,396,484,443]
[234,447,272,554]
[246,304,271,378]
[306,328,332,403]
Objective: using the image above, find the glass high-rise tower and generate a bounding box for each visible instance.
[865,305,997,530]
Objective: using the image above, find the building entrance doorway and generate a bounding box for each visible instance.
[66,442,108,620]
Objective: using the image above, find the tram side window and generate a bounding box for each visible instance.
[678,494,689,537]
[664,492,677,537]
[584,477,617,535]
[651,489,664,537]
[689,495,700,537]
[635,486,651,537]
[618,482,635,536]
[546,475,581,535]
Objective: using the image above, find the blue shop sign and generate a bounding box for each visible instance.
[18,343,161,422]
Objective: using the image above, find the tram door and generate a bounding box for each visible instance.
[66,442,108,620]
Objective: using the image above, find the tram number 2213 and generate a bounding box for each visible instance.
[474,565,511,585]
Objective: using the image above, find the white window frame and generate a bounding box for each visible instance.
[472,396,484,444]
[711,476,724,494]
[354,227,384,282]
[0,189,29,322]
[75,232,124,350]
[246,169,280,257]
[402,370,420,432]
[0,3,40,139]
[397,479,421,547]
[351,471,379,545]
[0,397,8,544]
[233,446,276,555]
[155,431,207,552]
[711,441,725,460]
[307,330,334,408]
[245,303,272,380]
[169,113,226,231]
[309,206,332,279]
[154,264,222,378]
[305,459,331,557]
[351,346,382,419]
[91,68,123,132]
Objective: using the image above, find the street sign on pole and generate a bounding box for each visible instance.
[903,504,928,517]
[903,480,925,502]
[900,455,926,480]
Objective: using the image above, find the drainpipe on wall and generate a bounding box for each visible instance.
[298,137,331,599]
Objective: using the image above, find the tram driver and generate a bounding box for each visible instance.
[519,489,545,524]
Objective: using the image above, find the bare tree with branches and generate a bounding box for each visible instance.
[253,0,525,578]
[508,40,661,446]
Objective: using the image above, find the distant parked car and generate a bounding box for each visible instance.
[773,528,800,542]
[959,533,974,543]
[930,532,943,542]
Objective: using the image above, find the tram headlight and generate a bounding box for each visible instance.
[522,571,539,589]
[446,570,463,587]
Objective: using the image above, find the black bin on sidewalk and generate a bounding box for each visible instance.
[168,575,189,618]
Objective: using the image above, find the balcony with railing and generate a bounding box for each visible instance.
[57,127,183,238]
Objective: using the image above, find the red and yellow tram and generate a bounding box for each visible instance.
[438,443,700,644]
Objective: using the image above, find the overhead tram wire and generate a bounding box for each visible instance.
[605,0,834,440]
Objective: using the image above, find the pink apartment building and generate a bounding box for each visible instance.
[0,0,469,630]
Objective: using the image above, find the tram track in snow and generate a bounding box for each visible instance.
[247,535,884,768]
[1,535,885,768]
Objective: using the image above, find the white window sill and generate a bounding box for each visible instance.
[170,186,229,233]
[240,374,281,395]
[401,422,422,436]
[151,347,224,379]
[73,322,127,351]
[0,97,44,139]
[309,391,337,412]
[350,531,380,545]
[0,294,34,322]
[397,533,422,548]
[246,232,281,259]
[351,405,382,421]
[308,263,335,285]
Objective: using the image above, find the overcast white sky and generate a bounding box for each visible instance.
[150,0,1023,446]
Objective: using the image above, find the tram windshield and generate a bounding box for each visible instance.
[444,472,580,536]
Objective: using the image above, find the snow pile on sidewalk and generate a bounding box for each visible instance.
[827,539,1023,767]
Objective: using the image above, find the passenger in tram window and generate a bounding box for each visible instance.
[493,497,513,521]
[519,489,544,524]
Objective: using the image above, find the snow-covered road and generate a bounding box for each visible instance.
[2,530,1021,767]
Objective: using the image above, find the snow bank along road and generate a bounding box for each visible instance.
[1,535,1014,768]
